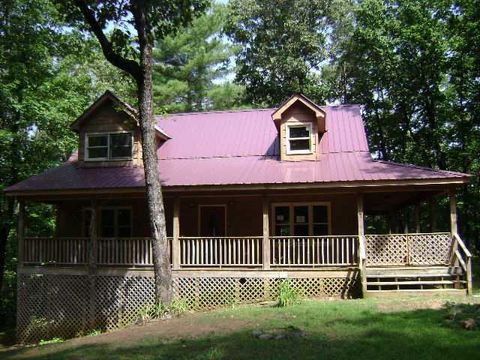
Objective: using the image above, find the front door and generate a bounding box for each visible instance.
[199,206,226,236]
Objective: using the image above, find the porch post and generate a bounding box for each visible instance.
[172,198,180,270]
[429,198,437,232]
[356,194,367,297]
[415,204,421,233]
[262,198,270,270]
[17,200,25,266]
[88,200,98,329]
[449,191,458,236]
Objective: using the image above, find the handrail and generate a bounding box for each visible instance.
[454,233,472,258]
[451,233,473,295]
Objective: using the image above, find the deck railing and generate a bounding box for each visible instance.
[364,232,452,266]
[23,237,88,265]
[270,236,358,267]
[180,237,263,267]
[23,233,458,269]
[97,237,156,266]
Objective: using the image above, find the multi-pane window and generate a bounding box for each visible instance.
[273,204,329,236]
[86,132,133,160]
[286,124,312,154]
[100,208,132,237]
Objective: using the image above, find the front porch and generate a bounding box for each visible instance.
[14,188,473,342]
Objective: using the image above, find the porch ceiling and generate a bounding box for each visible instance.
[364,190,442,214]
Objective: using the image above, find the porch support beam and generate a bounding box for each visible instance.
[262,198,270,270]
[429,198,437,232]
[415,204,421,233]
[17,200,25,266]
[88,200,98,329]
[356,194,367,297]
[172,198,181,270]
[449,190,458,236]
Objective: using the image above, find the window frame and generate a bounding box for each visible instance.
[271,202,331,236]
[85,131,134,161]
[286,123,313,155]
[99,206,133,238]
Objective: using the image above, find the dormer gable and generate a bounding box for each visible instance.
[71,91,170,167]
[272,94,326,161]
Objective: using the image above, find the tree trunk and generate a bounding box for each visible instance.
[135,1,172,305]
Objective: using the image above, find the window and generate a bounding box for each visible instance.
[273,203,329,236]
[286,124,312,154]
[100,208,132,237]
[86,132,133,161]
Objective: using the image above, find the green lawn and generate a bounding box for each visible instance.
[1,295,479,360]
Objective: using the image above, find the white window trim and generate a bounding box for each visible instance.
[85,131,134,162]
[286,123,313,155]
[271,202,331,236]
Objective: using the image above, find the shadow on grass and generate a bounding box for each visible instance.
[2,306,479,360]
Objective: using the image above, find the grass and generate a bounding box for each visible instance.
[1,295,479,360]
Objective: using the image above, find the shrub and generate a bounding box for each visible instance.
[277,280,299,307]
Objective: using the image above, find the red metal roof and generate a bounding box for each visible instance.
[5,104,469,194]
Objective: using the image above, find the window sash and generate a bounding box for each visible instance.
[86,132,133,161]
[100,208,132,238]
[273,203,330,236]
[286,124,312,154]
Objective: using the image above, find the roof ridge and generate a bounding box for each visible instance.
[155,108,275,117]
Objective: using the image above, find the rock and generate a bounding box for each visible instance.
[251,330,263,337]
[258,333,274,340]
[462,318,476,330]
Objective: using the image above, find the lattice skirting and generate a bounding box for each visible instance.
[17,271,360,343]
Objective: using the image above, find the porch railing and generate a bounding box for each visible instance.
[364,232,452,266]
[23,233,459,269]
[180,237,263,267]
[270,236,358,267]
[23,237,88,265]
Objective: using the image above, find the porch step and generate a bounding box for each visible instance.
[366,289,467,298]
[365,265,467,292]
[367,280,465,286]
[366,266,462,277]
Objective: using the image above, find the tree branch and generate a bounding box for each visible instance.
[74,0,141,80]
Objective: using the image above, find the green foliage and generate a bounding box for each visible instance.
[334,0,480,252]
[87,329,102,337]
[444,301,480,330]
[39,337,64,346]
[276,280,300,307]
[153,3,245,112]
[138,299,190,323]
[225,0,341,106]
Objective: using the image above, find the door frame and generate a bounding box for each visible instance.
[197,204,228,236]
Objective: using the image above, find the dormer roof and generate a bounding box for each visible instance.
[271,94,326,133]
[70,90,170,140]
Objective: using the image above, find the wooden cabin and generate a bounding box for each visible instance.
[5,91,473,342]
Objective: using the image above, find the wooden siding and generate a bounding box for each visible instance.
[55,193,357,239]
[280,102,319,161]
[77,103,143,166]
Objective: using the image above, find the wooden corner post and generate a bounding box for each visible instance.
[449,190,458,236]
[88,200,98,330]
[172,198,181,270]
[17,200,25,267]
[262,198,270,270]
[356,194,367,297]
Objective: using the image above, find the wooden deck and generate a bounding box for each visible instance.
[20,232,471,294]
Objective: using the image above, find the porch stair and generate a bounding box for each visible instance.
[365,266,467,296]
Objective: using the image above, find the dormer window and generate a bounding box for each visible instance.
[286,124,312,154]
[86,132,133,161]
